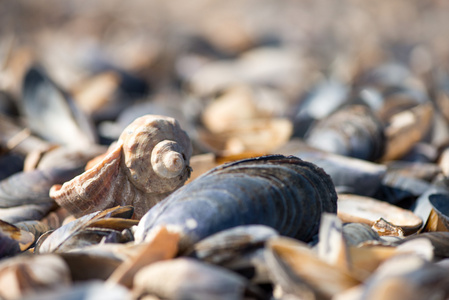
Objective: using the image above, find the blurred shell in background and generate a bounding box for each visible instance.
[1,1,449,299]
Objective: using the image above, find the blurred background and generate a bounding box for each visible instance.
[1,0,449,156]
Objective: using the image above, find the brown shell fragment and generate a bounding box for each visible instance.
[372,218,404,237]
[381,102,433,162]
[337,194,422,235]
[50,115,192,219]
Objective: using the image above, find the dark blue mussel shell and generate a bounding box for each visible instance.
[135,155,337,251]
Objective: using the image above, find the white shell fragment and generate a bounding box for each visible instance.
[337,194,422,234]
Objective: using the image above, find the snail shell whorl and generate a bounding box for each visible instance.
[119,115,192,194]
[50,114,193,219]
[151,140,186,179]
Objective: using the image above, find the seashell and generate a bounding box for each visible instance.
[305,105,385,161]
[425,193,449,232]
[372,218,404,237]
[265,236,361,299]
[36,206,134,253]
[316,213,351,271]
[275,139,387,197]
[134,155,337,251]
[50,114,192,219]
[20,66,97,147]
[0,167,83,208]
[337,194,422,235]
[376,87,429,123]
[361,254,449,300]
[348,239,433,280]
[107,226,179,288]
[188,225,278,283]
[0,254,71,300]
[293,76,349,123]
[430,108,449,149]
[291,78,350,140]
[14,220,51,245]
[402,232,449,259]
[381,102,433,161]
[190,224,278,265]
[133,257,251,300]
[411,176,449,229]
[46,227,132,253]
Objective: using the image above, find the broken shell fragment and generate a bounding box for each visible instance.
[372,218,404,237]
[381,102,433,162]
[402,232,449,259]
[190,225,278,265]
[265,236,361,299]
[36,206,134,253]
[427,193,449,231]
[361,254,449,300]
[337,194,422,235]
[50,115,193,219]
[107,226,179,288]
[342,223,381,247]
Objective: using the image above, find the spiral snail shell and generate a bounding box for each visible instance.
[50,115,193,219]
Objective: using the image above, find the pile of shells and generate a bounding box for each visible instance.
[2,1,449,299]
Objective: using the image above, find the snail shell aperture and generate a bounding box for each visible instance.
[50,115,193,219]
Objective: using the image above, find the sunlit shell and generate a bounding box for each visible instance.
[50,115,192,219]
[135,155,337,251]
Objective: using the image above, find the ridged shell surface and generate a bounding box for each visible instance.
[50,115,192,219]
[135,155,337,250]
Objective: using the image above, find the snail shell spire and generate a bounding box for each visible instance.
[50,115,193,219]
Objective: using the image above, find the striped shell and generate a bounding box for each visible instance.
[134,155,337,251]
[50,115,192,219]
